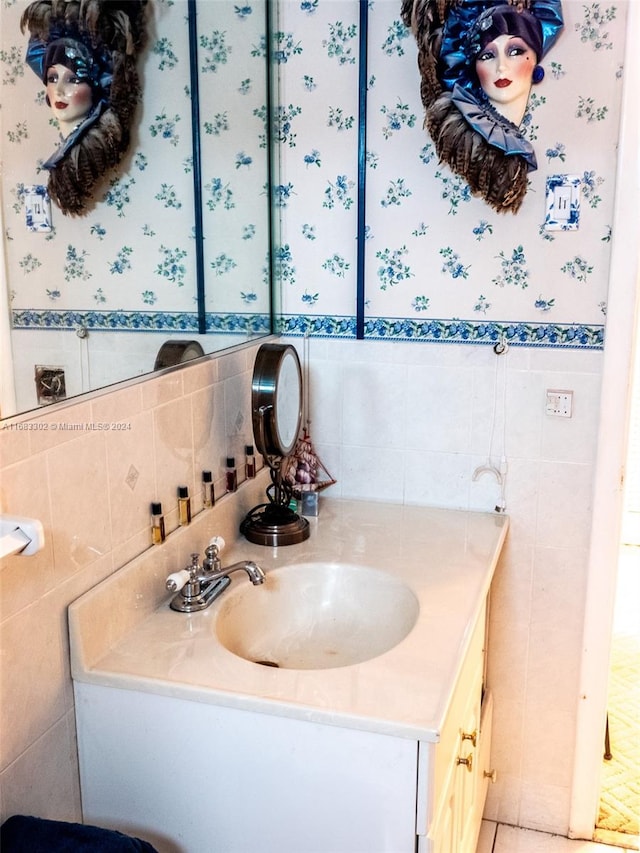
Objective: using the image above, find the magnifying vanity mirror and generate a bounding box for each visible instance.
[241,343,311,546]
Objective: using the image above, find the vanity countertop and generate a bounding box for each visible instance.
[69,498,508,743]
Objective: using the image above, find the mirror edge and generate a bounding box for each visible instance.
[0,335,280,426]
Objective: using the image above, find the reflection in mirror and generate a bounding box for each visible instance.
[192,0,272,339]
[241,343,310,547]
[0,0,274,419]
[21,0,149,217]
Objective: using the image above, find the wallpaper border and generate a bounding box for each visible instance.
[11,309,272,335]
[278,315,605,349]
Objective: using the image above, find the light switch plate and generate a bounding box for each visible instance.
[544,174,581,231]
[545,388,573,418]
[24,185,52,232]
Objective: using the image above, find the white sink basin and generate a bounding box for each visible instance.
[214,562,419,670]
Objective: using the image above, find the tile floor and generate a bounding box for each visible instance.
[477,822,632,852]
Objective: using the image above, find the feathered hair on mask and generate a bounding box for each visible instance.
[21,0,148,216]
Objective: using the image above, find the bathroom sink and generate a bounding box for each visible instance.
[214,562,419,670]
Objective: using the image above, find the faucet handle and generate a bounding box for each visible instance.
[166,569,191,592]
[207,535,225,553]
[203,536,225,573]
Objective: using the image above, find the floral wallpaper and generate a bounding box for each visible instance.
[1,0,630,412]
[276,0,627,349]
[1,0,271,335]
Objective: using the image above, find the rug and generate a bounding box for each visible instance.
[596,633,640,841]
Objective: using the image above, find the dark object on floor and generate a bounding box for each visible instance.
[0,815,159,852]
[604,713,612,760]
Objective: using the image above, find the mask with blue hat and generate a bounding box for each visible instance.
[21,0,147,216]
[401,0,563,213]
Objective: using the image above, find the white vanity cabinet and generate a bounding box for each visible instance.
[74,602,493,853]
[69,499,507,853]
[76,682,419,853]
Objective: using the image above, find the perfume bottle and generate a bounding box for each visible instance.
[225,457,237,493]
[150,502,166,545]
[245,444,256,479]
[177,486,191,526]
[202,470,215,508]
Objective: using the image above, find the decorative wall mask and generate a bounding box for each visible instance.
[401,0,564,213]
[21,0,148,216]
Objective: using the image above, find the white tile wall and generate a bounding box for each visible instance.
[0,342,263,823]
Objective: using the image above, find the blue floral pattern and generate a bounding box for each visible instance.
[2,0,270,346]
[0,0,628,359]
[276,0,624,349]
[12,309,271,334]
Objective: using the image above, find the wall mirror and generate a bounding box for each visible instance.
[0,0,277,419]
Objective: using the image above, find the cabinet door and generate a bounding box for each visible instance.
[473,690,495,836]
[76,682,419,853]
[457,689,494,853]
[426,606,487,853]
[455,683,482,851]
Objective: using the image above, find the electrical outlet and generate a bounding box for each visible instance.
[35,366,66,405]
[545,389,573,418]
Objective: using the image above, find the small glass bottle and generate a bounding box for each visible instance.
[177,486,191,525]
[225,457,237,493]
[202,470,215,508]
[245,444,256,479]
[150,501,166,545]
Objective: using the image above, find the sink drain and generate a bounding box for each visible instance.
[255,659,280,668]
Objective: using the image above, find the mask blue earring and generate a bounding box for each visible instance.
[532,64,545,84]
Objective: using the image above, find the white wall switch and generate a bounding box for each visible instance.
[544,175,581,231]
[25,185,52,232]
[545,389,573,418]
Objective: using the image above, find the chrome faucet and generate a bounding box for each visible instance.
[166,538,265,613]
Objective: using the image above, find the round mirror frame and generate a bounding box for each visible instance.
[251,343,303,459]
[242,342,310,547]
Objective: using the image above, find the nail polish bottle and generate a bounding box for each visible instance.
[177,486,191,525]
[202,470,215,508]
[151,502,166,545]
[245,444,256,479]
[225,457,237,493]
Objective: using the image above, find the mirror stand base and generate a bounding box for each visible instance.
[240,504,310,547]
